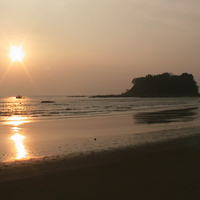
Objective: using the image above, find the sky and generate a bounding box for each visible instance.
[0,0,200,96]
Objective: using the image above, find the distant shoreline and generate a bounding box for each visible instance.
[90,94,200,98]
[91,73,200,98]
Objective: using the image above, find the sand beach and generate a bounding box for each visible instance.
[0,111,200,200]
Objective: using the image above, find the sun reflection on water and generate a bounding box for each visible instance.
[7,116,29,126]
[10,133,27,159]
[5,115,31,160]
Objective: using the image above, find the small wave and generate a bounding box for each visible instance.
[50,112,60,114]
[65,108,73,111]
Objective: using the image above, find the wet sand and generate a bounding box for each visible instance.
[0,132,200,200]
[0,109,200,199]
[1,110,199,162]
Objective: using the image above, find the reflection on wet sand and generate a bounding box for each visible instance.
[5,116,30,160]
[10,133,26,159]
[134,107,199,124]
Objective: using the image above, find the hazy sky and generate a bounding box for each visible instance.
[0,0,200,96]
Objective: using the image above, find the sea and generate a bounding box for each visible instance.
[0,96,200,122]
[0,96,200,162]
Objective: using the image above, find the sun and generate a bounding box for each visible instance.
[9,45,24,62]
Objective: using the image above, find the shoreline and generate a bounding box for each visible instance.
[1,131,200,199]
[0,111,200,162]
[0,112,199,162]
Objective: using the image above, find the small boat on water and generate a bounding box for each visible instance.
[15,95,25,99]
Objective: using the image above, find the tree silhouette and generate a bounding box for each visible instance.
[122,73,199,97]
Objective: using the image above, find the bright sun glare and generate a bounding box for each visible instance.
[9,45,24,62]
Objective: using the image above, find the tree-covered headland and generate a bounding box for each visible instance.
[122,73,199,97]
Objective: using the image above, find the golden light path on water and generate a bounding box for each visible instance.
[10,133,26,159]
[6,115,30,160]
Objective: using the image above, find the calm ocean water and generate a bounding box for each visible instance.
[0,96,200,122]
[0,96,200,162]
